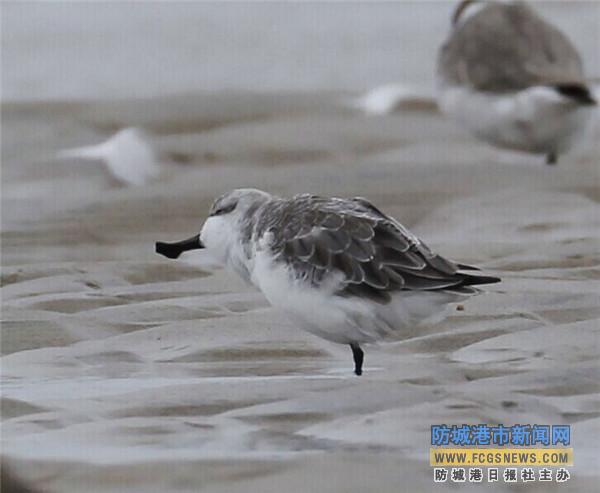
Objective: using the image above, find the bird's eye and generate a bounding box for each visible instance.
[210,202,236,216]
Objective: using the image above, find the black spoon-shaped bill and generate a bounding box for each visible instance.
[155,234,203,259]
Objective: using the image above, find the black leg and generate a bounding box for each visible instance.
[350,343,364,376]
[546,152,557,165]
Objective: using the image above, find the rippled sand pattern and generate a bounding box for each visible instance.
[2,93,599,492]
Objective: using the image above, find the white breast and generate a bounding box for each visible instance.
[438,84,594,155]
[250,249,464,345]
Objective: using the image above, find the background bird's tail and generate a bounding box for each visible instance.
[553,83,597,105]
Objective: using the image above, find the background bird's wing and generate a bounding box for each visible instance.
[274,196,499,303]
[439,2,586,93]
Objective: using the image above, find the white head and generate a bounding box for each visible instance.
[199,189,272,265]
[155,189,272,271]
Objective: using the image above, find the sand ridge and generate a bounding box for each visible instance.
[1,92,599,492]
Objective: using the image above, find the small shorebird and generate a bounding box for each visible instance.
[156,189,500,375]
[58,128,160,186]
[437,0,597,164]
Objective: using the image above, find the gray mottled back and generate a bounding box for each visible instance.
[251,194,499,303]
[438,1,585,92]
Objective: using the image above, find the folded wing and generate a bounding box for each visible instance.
[439,1,589,96]
[274,196,500,303]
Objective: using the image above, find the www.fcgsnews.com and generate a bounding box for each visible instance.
[430,448,573,466]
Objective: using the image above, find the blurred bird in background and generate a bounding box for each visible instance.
[58,127,161,186]
[437,0,597,164]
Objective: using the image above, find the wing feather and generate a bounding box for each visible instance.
[346,237,376,262]
[320,229,351,253]
[271,196,500,302]
[291,237,314,260]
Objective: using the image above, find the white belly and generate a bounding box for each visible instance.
[250,250,462,345]
[438,84,594,156]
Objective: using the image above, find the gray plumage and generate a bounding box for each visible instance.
[438,1,590,96]
[156,189,501,374]
[249,194,499,303]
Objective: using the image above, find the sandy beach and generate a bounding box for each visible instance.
[2,89,599,492]
[2,1,600,491]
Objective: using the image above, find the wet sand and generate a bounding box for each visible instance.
[1,92,599,492]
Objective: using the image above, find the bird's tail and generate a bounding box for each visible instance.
[553,83,597,106]
[460,272,501,286]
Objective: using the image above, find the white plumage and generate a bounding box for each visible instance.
[438,85,594,158]
[156,189,500,375]
[58,127,160,186]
